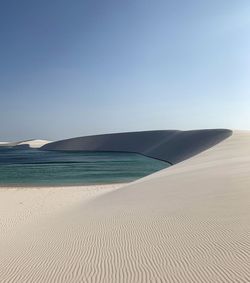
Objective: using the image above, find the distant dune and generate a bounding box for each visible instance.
[15,139,51,148]
[1,129,250,282]
[0,141,19,147]
[0,142,10,146]
[0,139,51,149]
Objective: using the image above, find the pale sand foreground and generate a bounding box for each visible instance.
[0,131,250,282]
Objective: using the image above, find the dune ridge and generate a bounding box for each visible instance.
[0,130,249,282]
[42,129,232,164]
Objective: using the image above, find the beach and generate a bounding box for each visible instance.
[0,131,249,282]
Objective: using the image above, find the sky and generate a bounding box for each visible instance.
[0,0,250,141]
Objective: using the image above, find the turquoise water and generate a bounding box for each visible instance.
[0,148,170,186]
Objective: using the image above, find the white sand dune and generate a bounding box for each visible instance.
[0,139,51,148]
[0,141,18,147]
[0,142,10,145]
[16,139,51,148]
[0,130,250,282]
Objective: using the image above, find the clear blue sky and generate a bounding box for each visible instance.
[1,0,250,141]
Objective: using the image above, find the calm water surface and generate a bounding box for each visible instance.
[0,148,170,186]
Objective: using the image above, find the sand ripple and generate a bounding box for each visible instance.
[0,132,250,282]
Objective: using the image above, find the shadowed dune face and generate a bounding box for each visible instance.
[42,129,232,164]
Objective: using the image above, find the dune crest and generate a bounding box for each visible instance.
[42,129,232,164]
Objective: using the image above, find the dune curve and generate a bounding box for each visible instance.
[42,129,232,164]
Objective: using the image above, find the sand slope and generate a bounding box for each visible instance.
[42,129,232,164]
[0,131,249,282]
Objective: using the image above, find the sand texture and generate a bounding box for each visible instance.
[0,131,249,282]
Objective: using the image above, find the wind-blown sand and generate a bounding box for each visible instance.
[0,131,249,282]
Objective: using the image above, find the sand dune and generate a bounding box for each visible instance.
[0,139,51,149]
[0,142,10,145]
[0,130,250,282]
[0,141,19,147]
[15,139,51,148]
[42,129,232,164]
